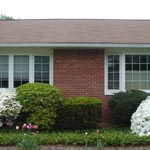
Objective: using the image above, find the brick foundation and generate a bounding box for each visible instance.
[54,49,111,122]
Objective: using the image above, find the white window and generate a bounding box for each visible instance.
[105,48,150,95]
[107,55,119,90]
[34,56,50,83]
[14,56,29,88]
[0,56,9,88]
[0,48,53,89]
[125,55,150,90]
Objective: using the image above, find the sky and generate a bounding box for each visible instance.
[0,0,150,19]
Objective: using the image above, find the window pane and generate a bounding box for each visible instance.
[114,64,119,72]
[114,55,119,63]
[133,64,139,70]
[114,73,119,80]
[140,71,147,80]
[14,56,29,88]
[107,55,119,90]
[126,55,132,63]
[133,72,139,80]
[42,73,49,79]
[42,64,49,71]
[126,72,132,81]
[133,55,139,63]
[2,56,8,63]
[22,56,29,63]
[35,64,41,71]
[108,64,113,72]
[35,56,41,63]
[140,64,147,70]
[108,55,113,63]
[42,56,49,63]
[132,82,139,90]
[14,64,21,72]
[114,82,119,89]
[34,56,50,83]
[140,55,147,63]
[22,64,29,71]
[126,64,132,70]
[126,82,132,90]
[108,73,113,80]
[125,55,150,90]
[35,73,41,80]
[140,82,147,89]
[0,56,9,88]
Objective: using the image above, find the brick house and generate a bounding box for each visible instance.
[1,19,150,122]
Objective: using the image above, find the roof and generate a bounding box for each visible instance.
[1,19,150,44]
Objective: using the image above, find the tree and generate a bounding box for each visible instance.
[0,14,14,20]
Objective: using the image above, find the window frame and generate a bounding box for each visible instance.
[0,48,53,89]
[105,48,150,95]
[33,55,51,84]
[0,55,9,88]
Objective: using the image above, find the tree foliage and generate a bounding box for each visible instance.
[0,14,14,20]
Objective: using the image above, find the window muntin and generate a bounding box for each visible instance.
[107,55,119,89]
[125,55,150,90]
[14,56,29,88]
[0,56,8,88]
[34,56,49,83]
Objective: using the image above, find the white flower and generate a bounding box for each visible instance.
[131,96,150,136]
[0,89,22,127]
[16,126,19,130]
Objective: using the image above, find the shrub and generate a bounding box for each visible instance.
[0,89,22,127]
[16,83,63,130]
[108,90,149,126]
[56,96,102,129]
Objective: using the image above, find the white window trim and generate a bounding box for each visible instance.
[0,48,53,89]
[105,48,150,95]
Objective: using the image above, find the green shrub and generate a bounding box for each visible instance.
[16,83,63,130]
[108,90,149,126]
[1,128,150,146]
[56,96,102,129]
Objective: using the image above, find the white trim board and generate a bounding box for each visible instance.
[1,43,150,48]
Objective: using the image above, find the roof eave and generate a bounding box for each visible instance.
[0,43,150,48]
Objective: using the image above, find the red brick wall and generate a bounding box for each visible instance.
[54,49,111,122]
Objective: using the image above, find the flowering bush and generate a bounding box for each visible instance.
[131,96,150,136]
[0,89,22,127]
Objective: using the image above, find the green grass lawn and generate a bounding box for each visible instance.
[0,127,150,146]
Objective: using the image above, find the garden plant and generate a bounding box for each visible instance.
[56,96,102,129]
[108,90,149,126]
[16,83,64,130]
[0,89,22,127]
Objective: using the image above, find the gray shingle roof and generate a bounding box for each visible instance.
[0,19,150,44]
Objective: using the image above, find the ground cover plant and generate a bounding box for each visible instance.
[1,127,150,146]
